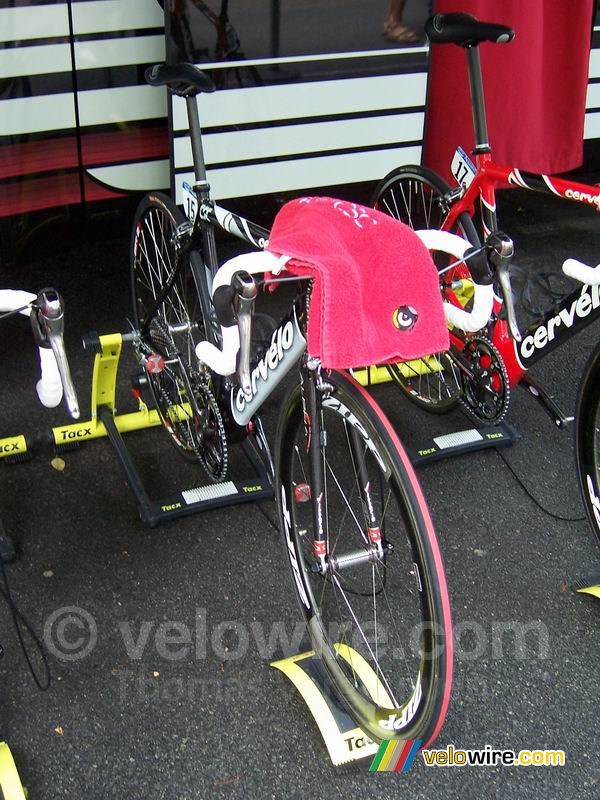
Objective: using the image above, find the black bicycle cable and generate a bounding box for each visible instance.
[0,304,31,322]
[0,551,52,691]
[496,448,585,522]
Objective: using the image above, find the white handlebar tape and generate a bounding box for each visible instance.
[562,258,600,287]
[195,251,287,375]
[0,289,63,407]
[0,289,36,314]
[416,229,494,333]
[36,341,63,408]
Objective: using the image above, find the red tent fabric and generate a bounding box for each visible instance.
[424,1,595,184]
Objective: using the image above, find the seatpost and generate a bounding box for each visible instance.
[466,46,490,153]
[185,95,209,186]
[184,92,220,280]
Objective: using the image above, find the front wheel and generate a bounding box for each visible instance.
[576,340,600,549]
[276,369,453,746]
[372,164,480,413]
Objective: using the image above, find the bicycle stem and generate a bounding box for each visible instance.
[486,232,521,342]
[233,271,258,397]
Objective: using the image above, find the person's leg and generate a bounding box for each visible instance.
[383,0,418,42]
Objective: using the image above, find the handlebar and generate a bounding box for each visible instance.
[562,258,600,286]
[0,288,80,419]
[194,230,497,380]
[32,290,80,419]
[416,230,495,332]
[426,229,520,342]
[196,251,287,394]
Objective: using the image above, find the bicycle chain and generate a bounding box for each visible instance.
[458,335,511,426]
[156,370,228,482]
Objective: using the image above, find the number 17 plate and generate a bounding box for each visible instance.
[451,146,476,189]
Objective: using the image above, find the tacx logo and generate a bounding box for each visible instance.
[392,305,418,331]
[59,427,93,440]
[519,283,600,362]
[0,442,21,453]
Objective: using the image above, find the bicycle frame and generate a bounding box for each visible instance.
[435,42,600,394]
[441,156,600,386]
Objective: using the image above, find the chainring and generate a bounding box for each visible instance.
[185,377,229,482]
[459,335,511,425]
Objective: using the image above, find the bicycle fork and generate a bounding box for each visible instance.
[302,364,387,576]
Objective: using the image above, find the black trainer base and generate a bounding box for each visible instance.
[409,421,518,466]
[98,405,274,527]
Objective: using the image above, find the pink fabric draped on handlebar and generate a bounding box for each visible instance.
[266,197,449,370]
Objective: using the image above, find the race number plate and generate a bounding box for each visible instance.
[451,146,476,189]
[182,181,198,222]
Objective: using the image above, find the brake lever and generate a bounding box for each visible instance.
[486,232,521,342]
[32,289,80,419]
[232,271,258,399]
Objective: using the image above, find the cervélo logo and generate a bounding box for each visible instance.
[518,283,600,363]
[230,310,306,426]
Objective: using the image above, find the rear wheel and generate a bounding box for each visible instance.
[131,192,227,479]
[372,165,480,413]
[276,369,453,746]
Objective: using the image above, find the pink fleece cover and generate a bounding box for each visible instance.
[266,197,450,369]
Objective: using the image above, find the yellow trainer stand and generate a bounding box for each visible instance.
[271,645,390,766]
[52,331,162,448]
[51,332,273,526]
[574,579,600,600]
[0,742,27,800]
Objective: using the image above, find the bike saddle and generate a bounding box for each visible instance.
[145,63,216,97]
[425,13,515,47]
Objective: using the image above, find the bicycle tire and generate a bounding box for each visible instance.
[131,192,226,476]
[372,164,480,413]
[575,340,600,549]
[276,369,453,746]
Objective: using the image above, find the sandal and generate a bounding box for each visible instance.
[383,23,419,43]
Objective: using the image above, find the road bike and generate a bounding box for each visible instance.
[0,288,79,562]
[0,288,79,798]
[130,60,505,745]
[163,0,262,88]
[372,12,600,429]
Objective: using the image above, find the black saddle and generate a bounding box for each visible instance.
[425,13,515,47]
[145,63,216,97]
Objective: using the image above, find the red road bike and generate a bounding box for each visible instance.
[372,12,600,428]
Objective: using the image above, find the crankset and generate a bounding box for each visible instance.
[457,336,511,425]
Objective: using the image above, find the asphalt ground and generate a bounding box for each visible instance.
[1,184,600,799]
